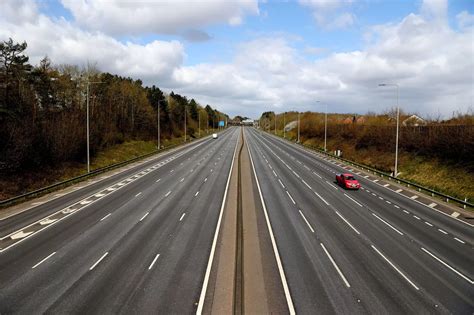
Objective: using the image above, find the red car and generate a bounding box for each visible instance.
[336,173,361,190]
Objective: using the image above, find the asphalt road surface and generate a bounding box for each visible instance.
[0,126,472,314]
[244,127,473,314]
[0,127,240,314]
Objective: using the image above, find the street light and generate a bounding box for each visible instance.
[316,100,328,152]
[157,99,166,150]
[274,112,277,135]
[378,83,400,177]
[297,111,301,143]
[86,80,104,173]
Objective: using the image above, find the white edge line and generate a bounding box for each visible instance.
[89,252,108,271]
[148,253,160,270]
[320,243,351,288]
[244,130,296,314]
[372,213,404,235]
[0,140,211,251]
[421,247,473,284]
[32,252,56,269]
[299,210,315,233]
[372,245,419,290]
[196,129,240,315]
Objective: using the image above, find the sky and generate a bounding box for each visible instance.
[1,0,473,119]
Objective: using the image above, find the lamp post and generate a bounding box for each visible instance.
[157,99,166,150]
[378,83,400,177]
[274,112,277,135]
[297,111,300,143]
[86,80,104,173]
[316,100,328,152]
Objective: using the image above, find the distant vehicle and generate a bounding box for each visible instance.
[212,133,218,139]
[336,173,360,190]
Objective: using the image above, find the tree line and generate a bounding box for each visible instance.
[259,110,474,172]
[0,38,228,173]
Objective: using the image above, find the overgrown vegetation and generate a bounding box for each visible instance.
[0,38,227,200]
[259,110,474,201]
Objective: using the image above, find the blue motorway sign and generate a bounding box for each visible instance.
[218,120,225,127]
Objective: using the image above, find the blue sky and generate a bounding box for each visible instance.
[2,0,473,118]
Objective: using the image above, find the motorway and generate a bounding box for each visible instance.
[0,127,240,314]
[244,127,473,314]
[0,125,472,314]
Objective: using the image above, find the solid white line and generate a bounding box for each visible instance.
[343,194,362,207]
[286,191,296,205]
[195,191,200,197]
[32,252,56,269]
[278,179,285,188]
[438,229,448,234]
[299,210,315,233]
[148,253,160,270]
[326,181,338,190]
[421,247,473,284]
[90,252,108,271]
[197,130,240,315]
[372,213,404,235]
[245,133,295,314]
[100,213,111,221]
[454,237,465,244]
[424,221,433,227]
[179,213,186,221]
[372,245,419,290]
[320,243,351,288]
[165,191,171,197]
[140,212,149,221]
[135,192,142,197]
[335,211,360,235]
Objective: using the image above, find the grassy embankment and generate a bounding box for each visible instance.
[277,131,473,203]
[0,131,216,201]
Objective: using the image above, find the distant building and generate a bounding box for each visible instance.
[242,119,254,126]
[402,114,426,126]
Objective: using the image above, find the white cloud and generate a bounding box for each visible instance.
[60,0,259,35]
[0,1,184,82]
[298,0,355,30]
[456,11,474,30]
[0,0,471,119]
